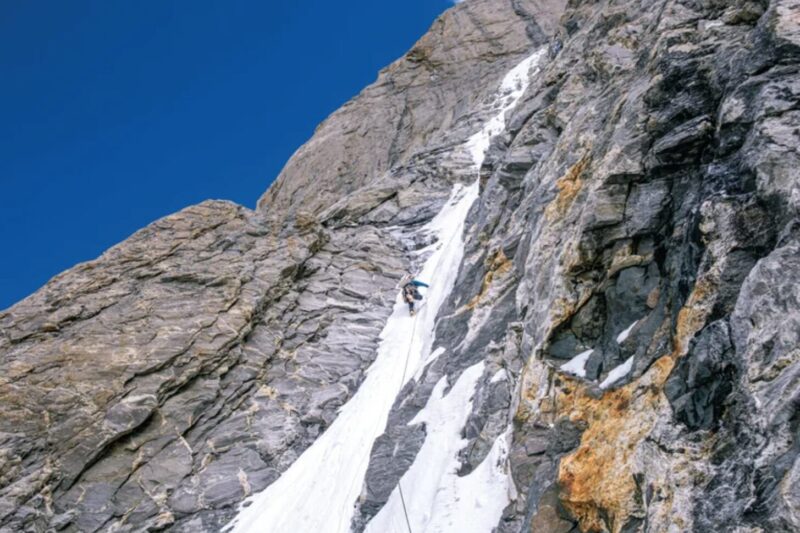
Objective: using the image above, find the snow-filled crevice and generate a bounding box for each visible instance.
[227,47,546,533]
[558,320,641,387]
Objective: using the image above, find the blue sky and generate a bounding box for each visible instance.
[0,1,450,310]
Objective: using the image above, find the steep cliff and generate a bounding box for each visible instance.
[1,0,799,532]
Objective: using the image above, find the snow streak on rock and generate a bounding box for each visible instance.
[228,46,545,533]
[560,349,593,378]
[615,320,638,344]
[599,356,635,389]
[466,48,546,168]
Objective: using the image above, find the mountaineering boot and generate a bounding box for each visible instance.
[410,310,416,317]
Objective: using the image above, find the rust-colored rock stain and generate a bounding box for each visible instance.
[545,156,590,221]
[467,249,513,310]
[525,278,717,532]
[555,356,674,532]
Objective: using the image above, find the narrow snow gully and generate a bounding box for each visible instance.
[227,47,546,533]
[365,47,546,533]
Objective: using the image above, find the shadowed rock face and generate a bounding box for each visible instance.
[1,1,799,532]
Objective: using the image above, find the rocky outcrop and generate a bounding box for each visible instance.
[2,0,799,532]
[0,200,409,531]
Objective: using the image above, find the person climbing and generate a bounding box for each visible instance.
[397,274,429,316]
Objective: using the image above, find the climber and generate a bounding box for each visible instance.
[397,274,429,316]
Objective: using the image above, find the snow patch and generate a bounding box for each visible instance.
[490,368,508,384]
[616,320,638,344]
[702,20,724,30]
[559,349,593,378]
[365,363,511,533]
[599,356,634,389]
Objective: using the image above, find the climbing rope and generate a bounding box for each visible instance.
[397,482,414,533]
[338,289,421,533]
[395,310,419,533]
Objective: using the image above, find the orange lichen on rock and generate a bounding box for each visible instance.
[545,155,590,221]
[467,249,513,309]
[674,277,717,355]
[548,278,714,532]
[556,356,675,532]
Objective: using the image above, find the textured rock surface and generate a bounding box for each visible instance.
[1,0,799,532]
[0,201,408,531]
[257,0,566,219]
[354,0,800,532]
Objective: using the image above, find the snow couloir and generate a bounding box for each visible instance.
[227,47,546,533]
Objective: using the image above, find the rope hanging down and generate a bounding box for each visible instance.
[395,309,420,533]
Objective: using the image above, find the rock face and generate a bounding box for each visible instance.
[258,0,565,218]
[1,0,799,532]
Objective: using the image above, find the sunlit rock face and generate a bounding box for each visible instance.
[2,1,799,532]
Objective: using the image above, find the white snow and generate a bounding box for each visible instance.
[559,349,593,378]
[490,368,508,384]
[365,363,511,533]
[363,47,547,533]
[228,46,547,533]
[599,356,635,389]
[615,320,638,344]
[702,20,724,30]
[559,322,638,383]
[465,47,547,168]
[414,346,446,382]
[227,182,478,533]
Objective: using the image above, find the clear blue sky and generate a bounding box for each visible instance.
[0,1,450,310]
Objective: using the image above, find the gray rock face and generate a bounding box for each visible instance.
[2,0,799,532]
[0,201,410,531]
[354,0,800,532]
[257,0,565,219]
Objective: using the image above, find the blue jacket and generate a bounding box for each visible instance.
[410,280,429,288]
